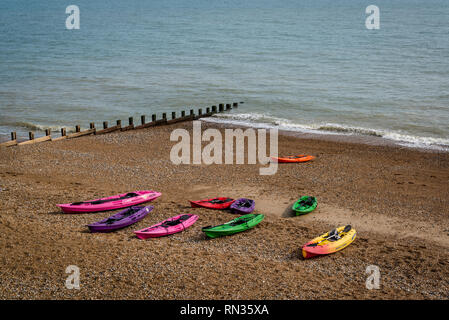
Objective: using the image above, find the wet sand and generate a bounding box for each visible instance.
[0,120,448,299]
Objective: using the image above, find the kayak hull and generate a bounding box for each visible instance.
[292,196,317,215]
[202,213,264,238]
[189,197,235,210]
[134,214,198,239]
[57,190,161,213]
[302,226,357,259]
[230,198,255,214]
[87,205,153,233]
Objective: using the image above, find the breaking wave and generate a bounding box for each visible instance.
[202,113,449,151]
[11,122,78,133]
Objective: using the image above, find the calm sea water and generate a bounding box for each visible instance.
[1,0,448,149]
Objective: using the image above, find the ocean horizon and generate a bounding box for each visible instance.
[1,0,448,150]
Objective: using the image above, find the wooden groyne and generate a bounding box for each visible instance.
[0,102,240,148]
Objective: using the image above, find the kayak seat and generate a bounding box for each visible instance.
[327,228,341,241]
[230,217,253,226]
[207,198,233,204]
[240,200,253,208]
[298,197,315,207]
[161,215,191,227]
[162,221,181,227]
[105,218,118,224]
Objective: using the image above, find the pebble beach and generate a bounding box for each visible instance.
[0,120,448,299]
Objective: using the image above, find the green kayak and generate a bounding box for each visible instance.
[202,213,265,238]
[292,196,317,215]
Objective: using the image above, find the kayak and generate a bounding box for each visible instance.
[272,155,315,163]
[134,214,198,239]
[302,225,356,259]
[87,205,153,233]
[229,198,255,214]
[190,197,235,210]
[202,213,264,238]
[292,196,317,215]
[57,190,161,213]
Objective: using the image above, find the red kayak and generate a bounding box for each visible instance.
[189,197,235,210]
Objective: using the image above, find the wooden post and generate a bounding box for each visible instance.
[206,107,210,114]
[141,115,146,125]
[120,117,134,131]
[172,111,176,120]
[226,103,231,110]
[96,120,120,134]
[198,108,202,116]
[75,125,80,132]
[212,106,217,113]
[181,111,186,117]
[45,129,51,136]
[190,109,194,116]
[90,123,95,129]
[0,132,17,147]
[219,104,224,112]
[18,131,50,145]
[152,114,156,122]
[233,102,238,108]
[162,113,167,120]
[61,128,66,136]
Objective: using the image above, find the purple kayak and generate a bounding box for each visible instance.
[229,198,255,214]
[87,205,153,233]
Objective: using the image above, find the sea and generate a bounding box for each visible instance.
[1,0,448,150]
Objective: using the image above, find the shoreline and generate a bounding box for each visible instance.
[3,116,448,154]
[0,110,449,153]
[0,120,448,299]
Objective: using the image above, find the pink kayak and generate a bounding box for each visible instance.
[57,190,162,213]
[134,214,198,239]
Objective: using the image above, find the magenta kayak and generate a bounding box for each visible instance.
[57,190,162,213]
[134,214,198,239]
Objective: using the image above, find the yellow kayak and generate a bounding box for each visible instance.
[302,225,356,259]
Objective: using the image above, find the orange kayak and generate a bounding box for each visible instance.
[271,155,315,163]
